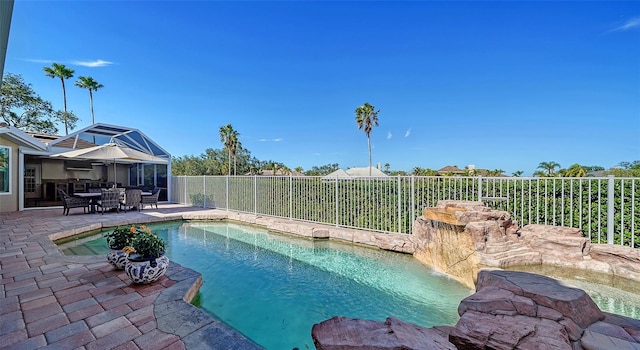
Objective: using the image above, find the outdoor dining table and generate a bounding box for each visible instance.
[73,192,102,214]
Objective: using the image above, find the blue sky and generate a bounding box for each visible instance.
[5,1,639,176]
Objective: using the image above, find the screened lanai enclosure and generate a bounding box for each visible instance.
[21,123,171,208]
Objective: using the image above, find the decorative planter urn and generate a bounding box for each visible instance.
[107,246,129,270]
[124,254,170,284]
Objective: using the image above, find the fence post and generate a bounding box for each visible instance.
[411,175,415,234]
[335,177,339,227]
[289,175,293,220]
[397,175,401,233]
[254,176,257,215]
[607,175,615,244]
[184,177,187,204]
[226,176,229,210]
[202,176,206,208]
[477,176,483,201]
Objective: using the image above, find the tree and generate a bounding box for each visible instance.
[305,163,340,176]
[384,163,390,175]
[294,166,304,174]
[43,63,75,135]
[512,170,524,177]
[219,124,240,176]
[54,110,78,134]
[355,102,380,176]
[564,164,587,177]
[75,76,103,125]
[537,161,561,177]
[0,73,59,133]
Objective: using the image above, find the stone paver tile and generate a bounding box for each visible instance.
[0,329,28,348]
[85,325,142,350]
[45,320,89,344]
[26,313,69,337]
[2,310,23,322]
[99,292,142,310]
[134,329,181,350]
[4,283,40,298]
[91,316,132,339]
[137,284,165,297]
[51,280,81,293]
[126,305,154,326]
[137,320,157,334]
[17,287,53,303]
[43,330,95,350]
[35,271,64,283]
[22,302,63,323]
[57,290,92,306]
[38,276,72,289]
[63,297,98,314]
[0,295,19,315]
[0,317,24,336]
[21,295,57,311]
[3,334,47,350]
[112,341,140,350]
[68,304,105,323]
[11,269,43,281]
[53,284,93,298]
[128,294,158,310]
[89,280,127,298]
[85,304,133,328]
[3,277,36,292]
[40,263,67,274]
[155,340,185,350]
[94,289,126,303]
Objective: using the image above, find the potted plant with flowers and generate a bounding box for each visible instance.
[104,226,136,269]
[123,225,169,284]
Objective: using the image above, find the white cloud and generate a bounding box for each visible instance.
[405,128,411,137]
[387,131,392,140]
[611,17,640,32]
[258,138,283,142]
[71,59,114,67]
[24,58,52,64]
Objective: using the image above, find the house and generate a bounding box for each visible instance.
[321,166,389,180]
[436,165,467,176]
[0,123,171,213]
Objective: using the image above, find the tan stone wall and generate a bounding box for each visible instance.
[0,136,18,212]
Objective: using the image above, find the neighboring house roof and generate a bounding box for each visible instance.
[437,165,465,173]
[346,166,388,177]
[322,169,351,179]
[0,124,48,151]
[28,132,96,149]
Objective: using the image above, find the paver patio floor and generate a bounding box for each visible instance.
[0,204,262,350]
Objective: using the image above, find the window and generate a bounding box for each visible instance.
[0,146,10,194]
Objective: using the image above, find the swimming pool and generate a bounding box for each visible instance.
[58,221,472,349]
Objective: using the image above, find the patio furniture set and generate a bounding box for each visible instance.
[58,187,161,215]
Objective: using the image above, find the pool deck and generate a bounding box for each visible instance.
[0,204,264,350]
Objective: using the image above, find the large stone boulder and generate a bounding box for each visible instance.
[449,270,608,350]
[311,270,640,350]
[311,316,455,350]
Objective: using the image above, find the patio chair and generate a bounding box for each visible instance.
[140,187,161,210]
[96,189,120,214]
[120,189,142,212]
[58,189,91,216]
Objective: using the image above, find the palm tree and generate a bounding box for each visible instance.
[355,102,380,176]
[74,76,103,125]
[43,63,74,135]
[512,170,524,177]
[219,124,239,176]
[537,161,561,177]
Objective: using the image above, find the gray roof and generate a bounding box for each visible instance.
[345,166,388,177]
[322,169,351,179]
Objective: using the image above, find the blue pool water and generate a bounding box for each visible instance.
[60,221,472,349]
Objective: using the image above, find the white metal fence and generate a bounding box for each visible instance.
[171,175,640,248]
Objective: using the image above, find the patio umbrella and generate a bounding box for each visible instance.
[52,142,168,186]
